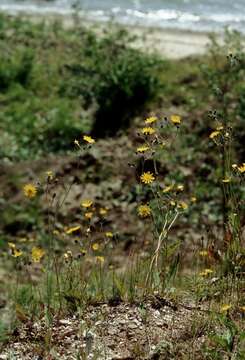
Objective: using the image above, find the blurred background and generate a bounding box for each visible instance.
[1,0,245,33]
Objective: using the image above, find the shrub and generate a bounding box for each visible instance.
[64,28,162,136]
[0,49,34,91]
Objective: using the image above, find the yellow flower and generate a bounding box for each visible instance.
[178,201,188,210]
[96,256,105,264]
[23,183,37,199]
[209,130,220,139]
[238,163,245,173]
[170,115,181,125]
[240,306,245,312]
[141,127,155,135]
[80,248,87,256]
[92,243,99,251]
[136,145,150,153]
[63,253,70,260]
[83,135,95,144]
[8,243,23,257]
[199,250,208,257]
[64,250,73,261]
[162,184,174,193]
[105,232,113,238]
[81,199,93,208]
[220,304,232,313]
[31,247,45,263]
[46,171,53,180]
[222,178,231,183]
[140,172,155,184]
[199,268,213,277]
[12,248,23,258]
[66,225,81,234]
[99,207,108,216]
[176,184,184,192]
[8,242,16,249]
[170,200,176,207]
[144,116,158,125]
[216,125,224,131]
[19,237,28,243]
[138,204,151,218]
[84,211,93,220]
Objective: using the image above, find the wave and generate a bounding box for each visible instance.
[0,2,245,33]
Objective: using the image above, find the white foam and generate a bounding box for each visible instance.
[0,1,244,33]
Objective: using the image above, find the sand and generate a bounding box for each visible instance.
[1,10,220,59]
[129,26,212,59]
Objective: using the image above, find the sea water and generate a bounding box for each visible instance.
[0,0,244,33]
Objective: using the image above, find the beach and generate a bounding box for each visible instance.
[3,10,213,59]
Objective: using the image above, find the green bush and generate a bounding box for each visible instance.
[0,49,33,91]
[64,29,162,136]
[0,16,163,160]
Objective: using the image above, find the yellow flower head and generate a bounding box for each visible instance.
[138,204,151,218]
[81,199,93,208]
[99,207,108,216]
[63,252,70,261]
[64,250,73,261]
[199,250,208,257]
[222,178,231,183]
[176,184,184,192]
[209,130,220,139]
[23,183,37,199]
[136,145,150,153]
[105,231,113,238]
[220,304,232,313]
[80,248,87,256]
[83,135,95,144]
[31,247,45,263]
[8,242,16,249]
[12,248,23,258]
[66,225,81,234]
[96,256,105,264]
[170,115,181,125]
[199,268,213,277]
[84,211,93,220]
[191,196,197,203]
[162,184,174,193]
[144,116,158,125]
[141,127,155,135]
[8,243,23,257]
[46,171,53,180]
[216,125,224,131]
[92,243,99,251]
[238,163,245,173]
[178,201,188,210]
[140,172,155,185]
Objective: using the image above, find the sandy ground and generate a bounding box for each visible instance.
[130,26,211,59]
[1,10,215,59]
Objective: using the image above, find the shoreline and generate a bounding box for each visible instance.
[0,10,222,59]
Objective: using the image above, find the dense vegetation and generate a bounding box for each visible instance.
[0,14,244,359]
[0,14,162,159]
